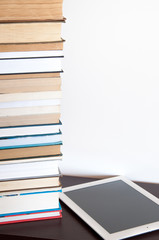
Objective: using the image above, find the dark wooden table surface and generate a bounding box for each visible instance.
[0,175,158,240]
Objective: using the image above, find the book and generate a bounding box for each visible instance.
[0,105,60,117]
[0,40,64,52]
[0,49,63,58]
[0,144,61,160]
[0,72,60,80]
[0,22,63,44]
[0,99,61,110]
[0,159,60,181]
[0,77,61,94]
[0,91,62,102]
[0,155,62,164]
[0,208,62,225]
[0,113,60,127]
[0,122,62,138]
[0,176,61,192]
[0,57,63,75]
[0,0,64,22]
[0,99,61,108]
[0,132,62,149]
[0,187,62,216]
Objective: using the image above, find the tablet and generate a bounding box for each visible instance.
[60,176,159,240]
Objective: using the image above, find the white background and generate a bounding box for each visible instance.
[60,0,159,183]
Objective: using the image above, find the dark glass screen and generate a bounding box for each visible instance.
[65,180,159,233]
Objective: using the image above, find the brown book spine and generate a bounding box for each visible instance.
[0,77,61,93]
[0,0,64,22]
[0,22,62,44]
[0,145,61,160]
[0,113,60,127]
[0,41,64,52]
[0,72,60,80]
[0,177,61,192]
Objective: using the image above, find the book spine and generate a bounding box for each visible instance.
[0,213,62,225]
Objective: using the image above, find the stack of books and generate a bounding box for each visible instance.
[0,0,64,224]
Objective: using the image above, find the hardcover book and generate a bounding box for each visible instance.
[0,77,61,94]
[0,0,64,22]
[0,158,61,181]
[0,113,61,127]
[0,122,62,137]
[0,40,64,52]
[0,57,63,75]
[0,208,62,225]
[0,22,63,44]
[0,187,62,216]
[0,176,61,192]
[0,144,61,160]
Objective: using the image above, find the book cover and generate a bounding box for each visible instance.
[0,144,61,160]
[0,40,64,52]
[0,22,63,44]
[0,121,62,138]
[0,77,61,94]
[0,57,63,75]
[0,0,64,22]
[0,159,61,181]
[0,176,61,192]
[0,113,61,127]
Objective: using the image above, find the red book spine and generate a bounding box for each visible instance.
[0,212,62,225]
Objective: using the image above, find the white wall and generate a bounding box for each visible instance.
[60,0,159,183]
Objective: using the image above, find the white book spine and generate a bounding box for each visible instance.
[0,192,60,215]
[0,134,62,148]
[0,99,61,108]
[0,58,62,74]
[0,160,60,180]
[0,211,61,223]
[0,124,61,138]
[0,50,63,59]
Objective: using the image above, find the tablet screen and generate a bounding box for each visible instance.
[65,180,159,234]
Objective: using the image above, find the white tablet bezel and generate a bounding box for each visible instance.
[60,176,159,240]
